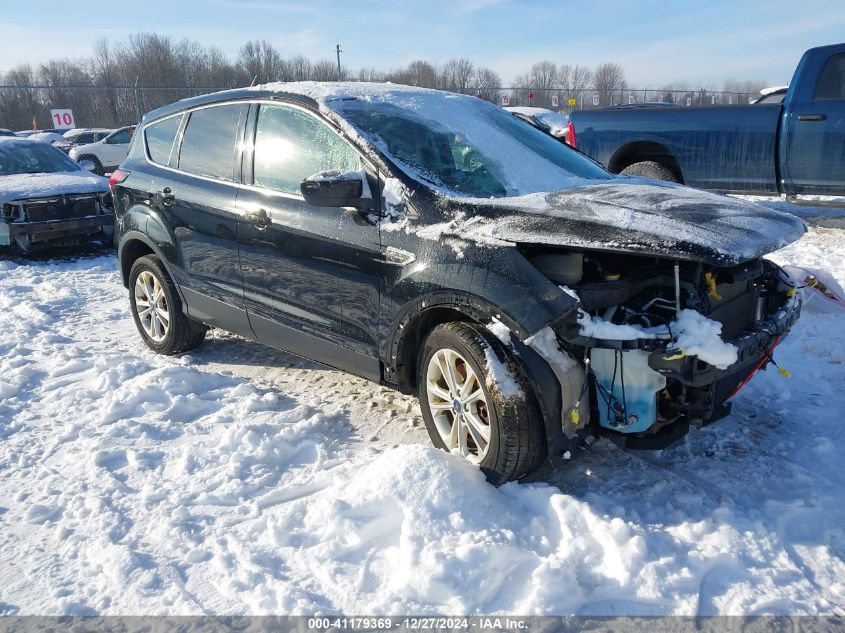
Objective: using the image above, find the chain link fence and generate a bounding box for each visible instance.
[0,84,767,133]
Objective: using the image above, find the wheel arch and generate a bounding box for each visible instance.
[608,140,684,183]
[388,293,572,459]
[118,230,188,308]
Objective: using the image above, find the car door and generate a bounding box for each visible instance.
[236,101,382,380]
[101,127,133,169]
[782,51,845,194]
[147,103,253,338]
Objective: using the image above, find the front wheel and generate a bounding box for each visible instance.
[128,255,207,355]
[418,322,546,484]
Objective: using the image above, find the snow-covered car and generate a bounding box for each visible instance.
[29,131,74,154]
[68,125,135,175]
[0,137,114,252]
[113,83,805,484]
[63,128,112,146]
[505,106,570,139]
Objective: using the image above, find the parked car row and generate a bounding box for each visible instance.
[0,136,114,252]
[2,126,136,173]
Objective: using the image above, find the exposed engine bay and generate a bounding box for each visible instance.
[523,247,801,448]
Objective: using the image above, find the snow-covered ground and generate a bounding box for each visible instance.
[1,217,844,615]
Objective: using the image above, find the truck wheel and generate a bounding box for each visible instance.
[621,160,678,182]
[128,255,207,355]
[418,322,546,485]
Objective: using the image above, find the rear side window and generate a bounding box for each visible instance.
[145,116,182,165]
[179,105,241,180]
[253,104,359,194]
[815,53,845,100]
[107,128,132,144]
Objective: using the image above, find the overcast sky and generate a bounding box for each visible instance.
[2,0,844,86]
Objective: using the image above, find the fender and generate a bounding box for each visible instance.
[381,244,579,460]
[117,203,189,309]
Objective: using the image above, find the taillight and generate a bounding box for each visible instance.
[564,122,576,148]
[109,169,129,190]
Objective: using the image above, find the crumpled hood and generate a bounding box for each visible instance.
[452,180,807,266]
[0,171,109,203]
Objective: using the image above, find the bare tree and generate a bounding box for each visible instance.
[238,39,284,84]
[593,62,626,106]
[474,66,501,103]
[441,58,475,93]
[558,64,592,105]
[287,55,313,81]
[400,60,439,88]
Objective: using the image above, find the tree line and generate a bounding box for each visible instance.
[0,32,769,131]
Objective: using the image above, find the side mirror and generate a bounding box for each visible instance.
[79,159,96,172]
[300,170,372,210]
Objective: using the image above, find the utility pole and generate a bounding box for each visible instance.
[335,41,342,78]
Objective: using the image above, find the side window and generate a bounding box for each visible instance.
[253,104,360,194]
[107,129,131,144]
[178,105,241,181]
[815,53,845,100]
[145,116,182,165]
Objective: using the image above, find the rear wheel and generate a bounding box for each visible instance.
[128,255,207,355]
[418,322,546,484]
[621,160,678,182]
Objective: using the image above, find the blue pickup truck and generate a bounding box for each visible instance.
[569,43,845,196]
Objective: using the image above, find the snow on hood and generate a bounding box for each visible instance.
[0,171,109,202]
[442,181,807,266]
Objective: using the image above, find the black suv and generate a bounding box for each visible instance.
[113,83,805,483]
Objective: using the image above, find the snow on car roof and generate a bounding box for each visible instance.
[250,81,606,197]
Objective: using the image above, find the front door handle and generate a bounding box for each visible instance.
[797,114,827,121]
[247,208,271,229]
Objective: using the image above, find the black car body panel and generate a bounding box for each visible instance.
[445,181,806,267]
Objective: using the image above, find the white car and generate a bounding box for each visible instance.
[69,125,136,175]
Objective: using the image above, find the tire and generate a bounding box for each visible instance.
[418,322,546,485]
[128,255,207,355]
[620,160,678,182]
[78,155,104,176]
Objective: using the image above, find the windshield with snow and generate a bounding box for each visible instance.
[0,142,81,176]
[334,96,610,198]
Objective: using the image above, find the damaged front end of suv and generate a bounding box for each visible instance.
[527,247,801,449]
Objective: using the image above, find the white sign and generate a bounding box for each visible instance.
[711,95,716,104]
[500,94,510,106]
[628,94,635,104]
[50,108,75,130]
[551,95,559,108]
[592,94,599,106]
[686,97,691,106]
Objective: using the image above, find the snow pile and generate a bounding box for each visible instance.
[671,309,738,369]
[562,286,738,369]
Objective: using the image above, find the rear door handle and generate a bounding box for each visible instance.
[797,114,827,121]
[247,208,271,229]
